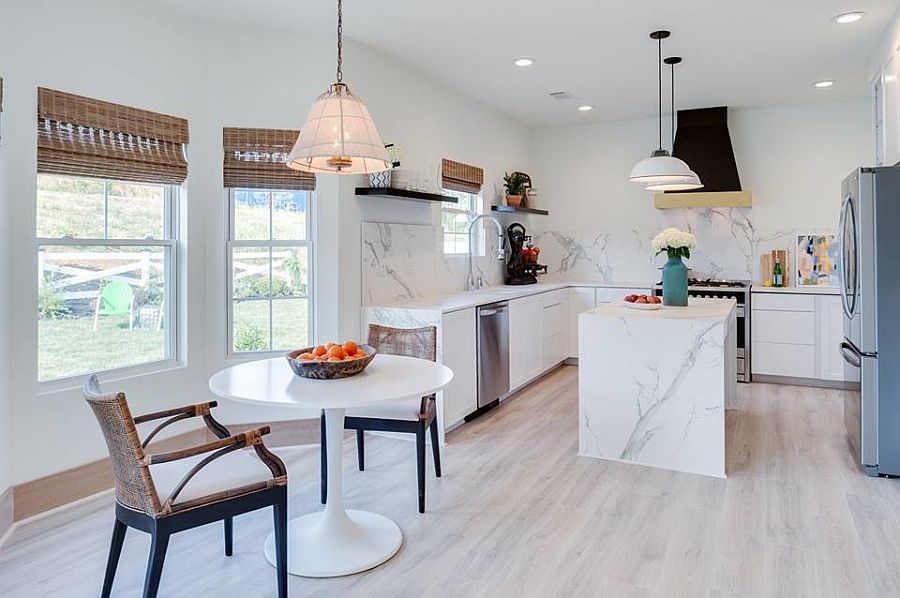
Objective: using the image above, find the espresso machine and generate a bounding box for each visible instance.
[505,222,546,285]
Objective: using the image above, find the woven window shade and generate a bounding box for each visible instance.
[441,158,484,194]
[223,127,315,191]
[37,87,189,185]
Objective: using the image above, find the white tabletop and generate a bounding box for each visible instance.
[208,354,454,410]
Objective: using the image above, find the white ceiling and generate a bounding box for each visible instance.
[151,0,899,126]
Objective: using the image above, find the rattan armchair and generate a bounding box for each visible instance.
[83,375,288,598]
[321,324,442,513]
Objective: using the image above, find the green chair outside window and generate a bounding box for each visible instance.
[93,281,135,331]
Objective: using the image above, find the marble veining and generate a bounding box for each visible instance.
[578,298,735,478]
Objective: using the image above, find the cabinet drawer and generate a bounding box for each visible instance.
[542,302,565,338]
[595,287,648,304]
[752,310,816,344]
[541,288,567,308]
[752,293,815,312]
[752,341,816,378]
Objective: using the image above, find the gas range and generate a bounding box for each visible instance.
[653,278,752,383]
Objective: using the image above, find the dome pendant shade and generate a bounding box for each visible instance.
[645,170,703,191]
[286,83,391,175]
[628,149,695,184]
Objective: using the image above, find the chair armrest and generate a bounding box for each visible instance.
[136,401,232,448]
[144,426,270,465]
[146,426,287,511]
[134,401,218,424]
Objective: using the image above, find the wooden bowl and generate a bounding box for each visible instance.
[285,345,377,380]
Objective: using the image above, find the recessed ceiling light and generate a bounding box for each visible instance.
[578,105,593,111]
[813,80,835,88]
[833,12,864,24]
[514,57,534,67]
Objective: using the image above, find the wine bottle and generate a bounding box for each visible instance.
[773,257,783,288]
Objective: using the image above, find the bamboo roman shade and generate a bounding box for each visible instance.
[441,158,484,194]
[223,127,315,191]
[37,88,189,185]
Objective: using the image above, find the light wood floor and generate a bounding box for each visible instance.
[3,365,900,597]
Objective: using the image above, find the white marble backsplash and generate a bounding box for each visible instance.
[362,222,505,305]
[361,214,826,305]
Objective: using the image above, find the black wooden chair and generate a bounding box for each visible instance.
[83,375,289,598]
[321,324,441,513]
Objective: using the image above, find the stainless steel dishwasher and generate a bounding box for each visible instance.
[477,301,510,409]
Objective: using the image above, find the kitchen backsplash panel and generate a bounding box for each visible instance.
[361,214,830,305]
[362,222,505,305]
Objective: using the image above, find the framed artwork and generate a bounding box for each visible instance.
[796,234,839,287]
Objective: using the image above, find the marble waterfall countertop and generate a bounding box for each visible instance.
[578,297,737,478]
[365,280,655,313]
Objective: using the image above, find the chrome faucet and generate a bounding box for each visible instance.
[465,215,506,291]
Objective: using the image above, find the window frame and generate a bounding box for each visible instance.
[225,188,315,357]
[441,188,483,256]
[35,176,180,387]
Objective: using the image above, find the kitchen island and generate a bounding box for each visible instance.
[578,297,736,478]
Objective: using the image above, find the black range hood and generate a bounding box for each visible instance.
[671,106,742,193]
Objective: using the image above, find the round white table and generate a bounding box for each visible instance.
[208,354,453,578]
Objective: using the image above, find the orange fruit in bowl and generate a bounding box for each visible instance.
[313,345,327,357]
[298,352,315,360]
[326,346,346,360]
[343,340,358,356]
[325,342,338,349]
[327,357,343,362]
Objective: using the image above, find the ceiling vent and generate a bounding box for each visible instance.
[548,91,576,101]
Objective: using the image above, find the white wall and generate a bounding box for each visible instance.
[0,0,529,486]
[529,101,871,281]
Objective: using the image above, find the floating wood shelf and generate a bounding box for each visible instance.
[491,205,549,216]
[355,187,457,203]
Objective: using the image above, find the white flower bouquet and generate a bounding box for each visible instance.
[652,227,697,260]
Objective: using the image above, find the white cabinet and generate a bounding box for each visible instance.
[816,295,857,382]
[751,291,855,383]
[509,294,543,390]
[440,308,478,427]
[569,288,596,357]
[541,291,568,370]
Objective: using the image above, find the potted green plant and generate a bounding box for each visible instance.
[503,171,528,207]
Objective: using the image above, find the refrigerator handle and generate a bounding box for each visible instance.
[838,195,854,320]
[840,341,862,368]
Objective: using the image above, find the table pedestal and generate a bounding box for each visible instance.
[263,407,402,577]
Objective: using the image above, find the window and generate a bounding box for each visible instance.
[37,174,177,382]
[441,189,482,254]
[227,189,313,353]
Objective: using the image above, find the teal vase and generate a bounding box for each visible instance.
[662,255,688,306]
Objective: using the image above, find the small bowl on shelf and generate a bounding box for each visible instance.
[286,345,377,380]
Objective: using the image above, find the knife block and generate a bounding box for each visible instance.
[760,254,773,286]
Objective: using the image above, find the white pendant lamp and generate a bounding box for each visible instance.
[628,31,696,186]
[646,56,703,191]
[287,0,391,175]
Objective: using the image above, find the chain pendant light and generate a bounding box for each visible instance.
[287,0,391,174]
[628,31,696,186]
[646,56,703,191]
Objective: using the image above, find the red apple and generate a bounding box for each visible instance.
[624,294,638,303]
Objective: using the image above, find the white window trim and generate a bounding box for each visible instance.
[225,188,315,357]
[441,189,483,256]
[36,184,180,386]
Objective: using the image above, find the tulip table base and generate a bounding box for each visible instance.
[262,407,403,577]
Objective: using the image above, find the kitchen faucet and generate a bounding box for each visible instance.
[466,214,506,291]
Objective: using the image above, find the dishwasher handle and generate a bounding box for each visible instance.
[480,308,503,316]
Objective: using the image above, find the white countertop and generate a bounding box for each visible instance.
[586,297,736,321]
[751,285,839,295]
[366,280,655,313]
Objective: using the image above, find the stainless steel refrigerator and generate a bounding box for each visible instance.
[840,166,900,477]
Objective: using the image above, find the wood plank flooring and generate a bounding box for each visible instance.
[2,365,900,597]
